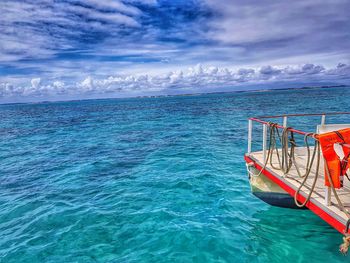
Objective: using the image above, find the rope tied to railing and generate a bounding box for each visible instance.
[249,117,350,254]
[323,156,350,255]
[340,236,350,255]
[256,122,350,254]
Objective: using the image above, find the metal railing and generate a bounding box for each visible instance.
[247,112,350,155]
[247,112,350,206]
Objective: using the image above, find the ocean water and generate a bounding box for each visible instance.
[0,87,349,262]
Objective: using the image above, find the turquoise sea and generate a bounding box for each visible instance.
[0,87,349,262]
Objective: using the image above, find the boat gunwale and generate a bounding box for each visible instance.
[245,154,349,235]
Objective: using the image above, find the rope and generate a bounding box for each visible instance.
[256,124,342,208]
[324,159,350,218]
[323,156,350,255]
[293,136,320,208]
[340,235,350,255]
[254,123,280,177]
[254,122,350,254]
[255,124,319,207]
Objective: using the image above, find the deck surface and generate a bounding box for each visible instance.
[248,147,350,232]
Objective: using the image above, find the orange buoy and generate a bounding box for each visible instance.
[318,128,350,189]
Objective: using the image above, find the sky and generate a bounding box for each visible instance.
[0,0,350,102]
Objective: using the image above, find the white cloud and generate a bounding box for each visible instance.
[1,0,349,84]
[0,63,349,101]
[205,0,349,44]
[203,0,350,66]
[79,76,94,91]
[259,66,281,75]
[31,78,41,89]
[0,0,142,62]
[327,63,350,76]
[53,81,65,89]
[125,0,157,5]
[83,0,142,16]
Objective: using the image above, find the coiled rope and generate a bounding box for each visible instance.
[323,159,350,254]
[255,122,350,254]
[257,123,318,181]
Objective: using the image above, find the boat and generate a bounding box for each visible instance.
[244,112,350,254]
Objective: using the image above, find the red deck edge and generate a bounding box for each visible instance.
[244,154,348,234]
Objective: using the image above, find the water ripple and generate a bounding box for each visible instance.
[0,88,348,262]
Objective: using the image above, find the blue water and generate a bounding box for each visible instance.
[0,87,349,262]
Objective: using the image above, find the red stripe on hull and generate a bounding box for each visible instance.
[244,155,347,234]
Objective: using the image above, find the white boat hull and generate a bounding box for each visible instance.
[247,165,304,209]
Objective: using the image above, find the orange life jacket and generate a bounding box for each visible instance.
[318,128,350,189]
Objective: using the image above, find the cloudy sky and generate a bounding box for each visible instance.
[0,0,350,102]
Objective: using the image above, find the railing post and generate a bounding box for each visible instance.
[325,187,331,206]
[283,116,287,127]
[262,124,267,162]
[248,119,252,154]
[320,114,331,205]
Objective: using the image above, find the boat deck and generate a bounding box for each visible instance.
[245,147,350,234]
